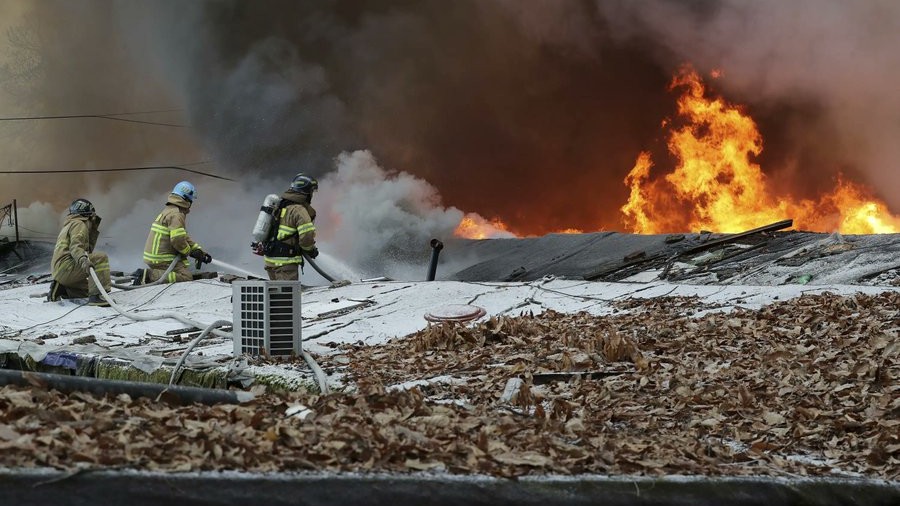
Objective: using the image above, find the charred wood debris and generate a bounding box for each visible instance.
[585,219,898,285]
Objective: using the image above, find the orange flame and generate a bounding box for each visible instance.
[454,213,513,239]
[622,67,900,234]
[453,215,582,238]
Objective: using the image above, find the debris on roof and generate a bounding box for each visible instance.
[0,226,898,479]
[1,291,896,479]
[446,227,900,286]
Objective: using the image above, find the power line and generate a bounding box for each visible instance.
[106,109,182,115]
[0,108,186,127]
[0,164,236,182]
[0,114,183,127]
[14,225,56,236]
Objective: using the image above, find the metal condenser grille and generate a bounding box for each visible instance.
[232,281,302,357]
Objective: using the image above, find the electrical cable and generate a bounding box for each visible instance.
[117,282,177,314]
[0,109,185,127]
[0,164,235,182]
[15,225,57,236]
[0,302,88,339]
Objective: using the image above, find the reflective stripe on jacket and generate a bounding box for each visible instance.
[50,214,109,279]
[264,202,316,267]
[51,215,96,278]
[143,195,201,266]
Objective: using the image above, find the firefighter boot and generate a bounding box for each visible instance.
[87,294,110,307]
[131,268,147,286]
[48,280,68,302]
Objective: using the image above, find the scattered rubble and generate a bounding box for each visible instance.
[449,228,900,285]
[0,291,896,478]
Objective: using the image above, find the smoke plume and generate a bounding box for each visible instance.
[110,0,674,234]
[113,0,900,227]
[1,0,899,277]
[316,150,465,278]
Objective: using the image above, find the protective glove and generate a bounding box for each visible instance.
[78,256,92,272]
[189,249,212,268]
[305,247,319,259]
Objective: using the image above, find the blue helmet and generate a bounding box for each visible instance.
[171,181,197,202]
[289,173,318,194]
[68,198,95,217]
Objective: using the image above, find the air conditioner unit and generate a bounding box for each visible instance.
[232,280,302,357]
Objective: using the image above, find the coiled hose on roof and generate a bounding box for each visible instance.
[89,267,330,394]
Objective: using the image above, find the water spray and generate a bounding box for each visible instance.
[208,258,263,279]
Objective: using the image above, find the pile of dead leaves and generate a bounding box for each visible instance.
[324,291,898,478]
[0,291,897,478]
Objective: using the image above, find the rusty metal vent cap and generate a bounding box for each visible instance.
[424,304,486,323]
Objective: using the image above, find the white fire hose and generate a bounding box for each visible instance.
[110,257,181,291]
[89,267,330,395]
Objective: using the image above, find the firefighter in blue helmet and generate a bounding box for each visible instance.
[140,181,212,284]
[264,173,319,280]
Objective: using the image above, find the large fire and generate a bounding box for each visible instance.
[455,66,900,239]
[621,67,900,234]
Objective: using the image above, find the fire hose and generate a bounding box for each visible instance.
[110,257,180,291]
[168,319,231,387]
[89,267,330,395]
[90,266,230,338]
[303,252,336,283]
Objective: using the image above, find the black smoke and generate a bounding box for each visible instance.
[115,0,676,233]
[3,0,896,237]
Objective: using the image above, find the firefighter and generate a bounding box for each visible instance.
[264,173,319,280]
[48,199,112,306]
[140,181,211,284]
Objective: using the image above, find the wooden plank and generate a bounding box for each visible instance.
[585,253,665,281]
[679,219,792,256]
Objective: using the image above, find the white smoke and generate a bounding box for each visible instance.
[7,150,489,282]
[315,150,470,280]
[0,201,59,242]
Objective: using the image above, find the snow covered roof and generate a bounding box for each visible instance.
[1,275,898,388]
[2,225,900,391]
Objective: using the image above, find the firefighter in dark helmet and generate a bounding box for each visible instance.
[48,199,112,306]
[264,174,319,280]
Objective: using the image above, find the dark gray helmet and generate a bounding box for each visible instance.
[289,173,318,194]
[68,198,96,217]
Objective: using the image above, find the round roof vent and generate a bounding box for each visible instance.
[424,304,486,323]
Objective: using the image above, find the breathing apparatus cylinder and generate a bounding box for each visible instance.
[251,194,282,254]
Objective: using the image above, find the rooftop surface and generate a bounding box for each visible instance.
[0,231,897,489]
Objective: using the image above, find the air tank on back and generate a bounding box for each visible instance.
[250,194,282,254]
